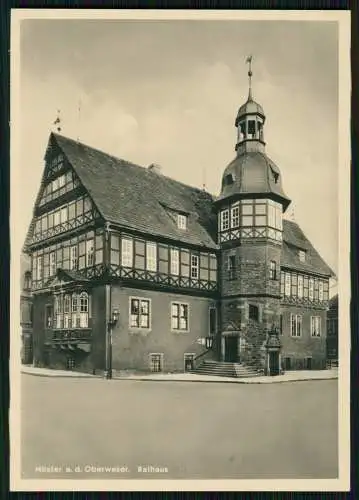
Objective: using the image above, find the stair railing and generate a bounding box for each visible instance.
[192,349,212,370]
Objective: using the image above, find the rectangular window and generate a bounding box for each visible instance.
[135,240,145,270]
[220,209,229,231]
[309,278,314,300]
[191,254,199,279]
[231,204,240,228]
[130,298,150,329]
[275,205,282,230]
[284,272,291,296]
[149,353,163,373]
[184,353,195,372]
[319,281,324,301]
[121,238,133,267]
[70,245,78,270]
[171,302,189,331]
[269,260,277,280]
[311,316,322,337]
[298,275,304,298]
[170,248,179,276]
[146,242,157,272]
[49,251,56,276]
[268,204,275,228]
[299,250,306,262]
[54,210,61,226]
[36,256,43,280]
[291,314,302,337]
[60,206,68,224]
[45,304,53,329]
[177,214,187,230]
[228,255,236,280]
[86,239,94,267]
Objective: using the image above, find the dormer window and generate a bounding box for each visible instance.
[298,250,306,263]
[177,214,187,230]
[224,173,234,186]
[270,167,279,184]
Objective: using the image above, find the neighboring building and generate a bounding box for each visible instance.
[22,68,334,375]
[327,294,338,361]
[20,253,33,364]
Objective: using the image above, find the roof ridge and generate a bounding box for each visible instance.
[53,132,215,198]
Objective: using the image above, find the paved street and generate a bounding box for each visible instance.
[21,374,338,479]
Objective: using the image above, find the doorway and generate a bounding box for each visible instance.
[224,336,238,362]
[269,351,280,376]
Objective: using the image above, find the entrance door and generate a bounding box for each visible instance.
[224,337,238,362]
[269,351,280,376]
[306,357,312,370]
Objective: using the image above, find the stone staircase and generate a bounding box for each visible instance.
[191,360,262,378]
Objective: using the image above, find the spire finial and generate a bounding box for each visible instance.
[246,55,253,100]
[53,109,62,133]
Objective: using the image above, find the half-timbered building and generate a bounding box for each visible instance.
[23,75,334,376]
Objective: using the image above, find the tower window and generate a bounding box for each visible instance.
[220,209,230,231]
[248,120,256,138]
[224,174,234,186]
[227,255,236,280]
[249,304,259,322]
[269,261,277,280]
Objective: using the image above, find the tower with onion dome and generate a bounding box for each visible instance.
[214,56,292,373]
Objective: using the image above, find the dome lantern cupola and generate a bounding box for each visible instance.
[235,56,266,155]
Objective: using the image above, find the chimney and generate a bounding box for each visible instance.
[147,163,162,175]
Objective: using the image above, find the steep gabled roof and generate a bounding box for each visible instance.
[52,133,218,250]
[282,220,335,277]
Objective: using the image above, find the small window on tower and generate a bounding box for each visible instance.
[224,174,234,186]
[248,120,256,138]
[249,304,259,322]
[270,167,279,184]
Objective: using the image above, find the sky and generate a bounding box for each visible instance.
[18,17,340,275]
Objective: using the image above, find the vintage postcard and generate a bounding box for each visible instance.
[10,9,351,492]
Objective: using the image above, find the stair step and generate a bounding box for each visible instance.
[191,360,261,379]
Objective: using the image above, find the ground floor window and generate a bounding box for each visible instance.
[311,316,322,337]
[290,314,302,337]
[66,357,75,370]
[149,353,163,372]
[54,291,90,329]
[130,297,150,329]
[171,302,189,331]
[184,353,195,372]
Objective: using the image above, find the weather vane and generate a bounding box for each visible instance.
[246,55,253,99]
[53,109,62,133]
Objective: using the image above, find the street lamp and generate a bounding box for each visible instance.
[205,336,214,349]
[105,308,120,380]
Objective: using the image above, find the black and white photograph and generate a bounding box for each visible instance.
[10,9,351,492]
